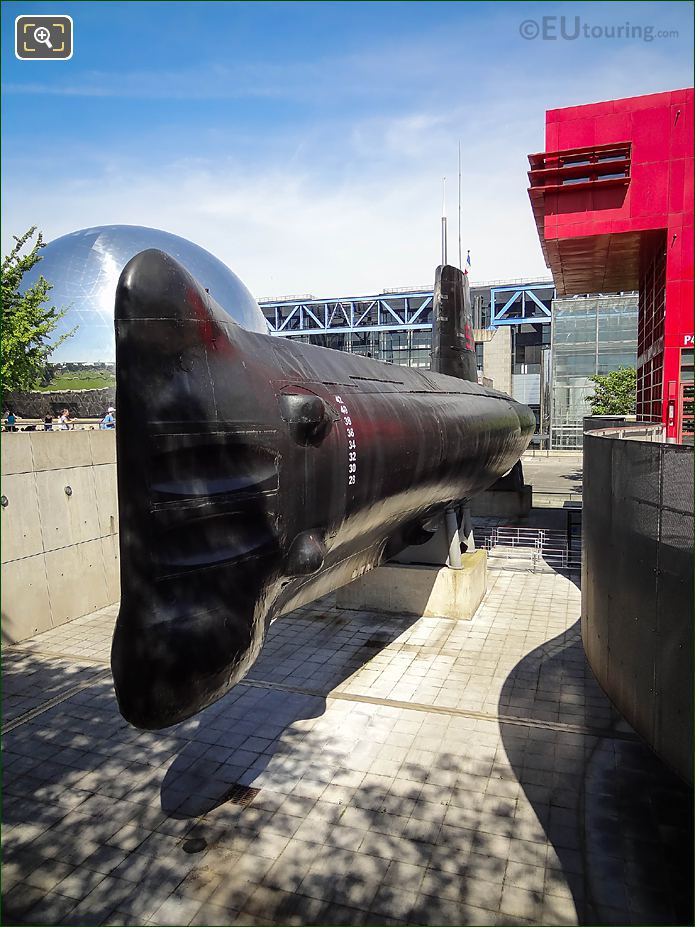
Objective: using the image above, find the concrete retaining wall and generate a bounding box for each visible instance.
[4,387,116,419]
[1,431,119,644]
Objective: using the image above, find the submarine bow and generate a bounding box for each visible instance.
[111,249,535,729]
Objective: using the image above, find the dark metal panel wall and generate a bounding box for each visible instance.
[582,433,693,782]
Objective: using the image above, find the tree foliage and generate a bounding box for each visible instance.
[588,367,637,415]
[1,227,75,393]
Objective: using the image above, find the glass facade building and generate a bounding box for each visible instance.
[285,328,434,367]
[550,294,638,448]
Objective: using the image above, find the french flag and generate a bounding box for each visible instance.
[464,250,471,275]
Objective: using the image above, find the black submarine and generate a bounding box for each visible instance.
[111,250,535,729]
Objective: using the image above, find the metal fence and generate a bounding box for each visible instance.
[582,430,693,783]
[478,525,581,574]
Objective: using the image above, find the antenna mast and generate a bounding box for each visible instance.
[458,141,462,270]
[441,177,447,265]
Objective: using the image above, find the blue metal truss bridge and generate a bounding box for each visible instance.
[259,278,556,336]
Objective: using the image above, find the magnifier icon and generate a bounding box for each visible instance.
[33,26,53,49]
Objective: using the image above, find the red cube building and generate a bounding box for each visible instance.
[528,88,694,443]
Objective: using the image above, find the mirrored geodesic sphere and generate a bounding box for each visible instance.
[21,225,268,363]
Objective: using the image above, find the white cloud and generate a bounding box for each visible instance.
[1,117,550,299]
[3,12,692,298]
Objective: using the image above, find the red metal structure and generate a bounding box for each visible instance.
[529,88,694,443]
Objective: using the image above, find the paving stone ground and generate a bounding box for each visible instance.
[2,567,692,926]
[520,454,583,496]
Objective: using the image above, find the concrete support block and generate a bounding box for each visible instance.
[1,473,43,562]
[1,554,52,642]
[336,551,487,621]
[470,486,532,517]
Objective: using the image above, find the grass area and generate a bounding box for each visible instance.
[36,372,116,392]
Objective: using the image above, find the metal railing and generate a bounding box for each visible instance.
[259,276,556,303]
[2,417,106,432]
[477,525,581,573]
[586,423,665,442]
[532,490,583,507]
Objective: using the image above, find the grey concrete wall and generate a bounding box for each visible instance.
[1,431,119,644]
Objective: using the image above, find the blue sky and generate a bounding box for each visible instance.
[3,1,693,296]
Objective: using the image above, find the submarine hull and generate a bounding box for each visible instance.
[111,250,535,729]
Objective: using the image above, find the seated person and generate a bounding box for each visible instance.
[100,406,116,429]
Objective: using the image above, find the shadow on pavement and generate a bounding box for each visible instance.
[3,603,552,926]
[498,617,694,926]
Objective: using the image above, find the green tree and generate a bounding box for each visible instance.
[588,367,637,415]
[1,227,75,393]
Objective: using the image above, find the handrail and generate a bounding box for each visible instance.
[585,423,665,442]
